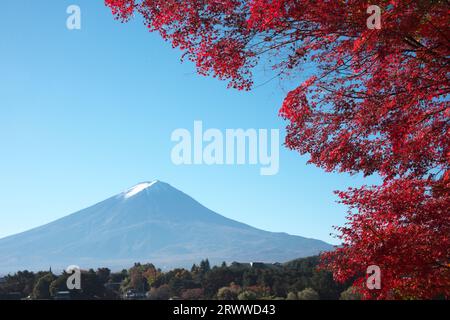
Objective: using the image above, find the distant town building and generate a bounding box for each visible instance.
[105,282,121,292]
[230,262,251,268]
[250,262,266,268]
[228,262,282,269]
[273,262,283,267]
[123,289,146,300]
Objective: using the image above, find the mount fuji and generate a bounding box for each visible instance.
[0,180,332,273]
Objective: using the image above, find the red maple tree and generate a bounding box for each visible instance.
[105,0,450,299]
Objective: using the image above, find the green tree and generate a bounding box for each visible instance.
[181,288,204,300]
[122,263,157,293]
[168,269,197,296]
[286,292,298,300]
[147,284,171,300]
[310,270,344,300]
[217,286,239,300]
[109,269,128,284]
[80,269,106,299]
[49,274,70,297]
[0,270,36,298]
[199,259,211,275]
[297,288,319,300]
[203,267,236,298]
[32,273,55,299]
[238,290,257,300]
[96,268,111,284]
[340,287,362,300]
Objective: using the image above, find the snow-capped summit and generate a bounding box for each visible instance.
[0,180,332,273]
[123,181,159,198]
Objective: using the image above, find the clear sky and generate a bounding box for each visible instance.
[0,0,379,244]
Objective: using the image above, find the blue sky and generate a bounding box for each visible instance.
[0,1,379,244]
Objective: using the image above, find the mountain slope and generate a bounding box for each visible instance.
[0,181,332,273]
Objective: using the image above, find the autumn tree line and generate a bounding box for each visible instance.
[0,256,363,300]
